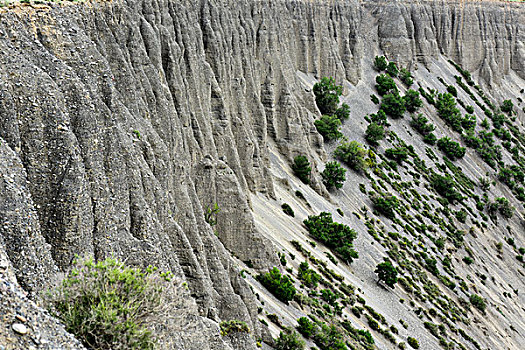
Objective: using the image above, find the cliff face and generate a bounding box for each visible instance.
[0,0,524,349]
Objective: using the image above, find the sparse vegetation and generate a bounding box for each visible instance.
[334,141,368,171]
[257,267,296,303]
[315,115,343,141]
[292,156,311,184]
[321,161,347,190]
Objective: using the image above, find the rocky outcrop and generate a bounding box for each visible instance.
[0,0,523,348]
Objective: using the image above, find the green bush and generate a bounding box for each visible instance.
[334,141,367,171]
[400,68,413,86]
[423,133,437,145]
[370,109,388,126]
[371,194,399,219]
[465,105,474,114]
[386,62,399,77]
[365,123,385,146]
[374,55,388,71]
[430,174,462,203]
[461,114,476,130]
[375,260,398,288]
[375,74,397,96]
[45,258,173,350]
[403,89,422,112]
[385,146,409,164]
[257,267,296,303]
[314,323,348,350]
[407,337,420,349]
[220,320,250,336]
[313,77,342,115]
[292,156,311,184]
[437,137,466,160]
[446,85,458,97]
[321,161,347,190]
[381,91,406,119]
[315,115,343,141]
[297,317,317,338]
[436,93,463,132]
[410,113,435,135]
[469,293,486,312]
[282,203,295,217]
[297,261,320,288]
[501,99,513,114]
[335,103,350,121]
[303,212,358,263]
[275,328,305,350]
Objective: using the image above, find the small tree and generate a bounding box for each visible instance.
[335,103,350,121]
[374,55,388,71]
[437,137,466,160]
[321,161,347,190]
[371,193,399,219]
[257,267,296,303]
[399,68,413,86]
[375,74,397,96]
[365,123,385,146]
[386,62,399,77]
[375,260,398,288]
[469,293,486,313]
[381,91,406,119]
[297,317,317,338]
[500,99,513,114]
[275,328,305,350]
[403,89,422,112]
[385,146,409,164]
[313,77,343,115]
[314,115,343,141]
[292,156,311,184]
[370,109,388,126]
[334,141,367,171]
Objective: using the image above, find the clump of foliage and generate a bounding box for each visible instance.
[371,194,399,219]
[334,141,368,171]
[370,109,388,126]
[275,328,305,350]
[447,85,458,97]
[220,320,250,336]
[488,197,514,219]
[314,323,348,350]
[257,267,296,303]
[297,261,320,288]
[365,123,385,146]
[321,161,347,190]
[410,114,436,144]
[303,212,358,263]
[501,99,513,115]
[381,91,406,119]
[469,293,486,313]
[315,115,343,141]
[297,317,317,338]
[282,203,295,217]
[436,92,463,132]
[437,137,466,160]
[407,337,420,349]
[375,74,397,96]
[292,156,311,184]
[400,68,413,86]
[374,55,388,71]
[430,174,462,203]
[385,146,409,164]
[335,103,350,121]
[45,258,174,350]
[386,61,399,77]
[375,259,398,287]
[403,89,422,112]
[313,77,342,115]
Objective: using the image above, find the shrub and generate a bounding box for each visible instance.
[313,77,342,115]
[335,103,350,121]
[437,137,466,160]
[410,114,435,135]
[446,85,458,97]
[315,115,343,141]
[371,194,399,219]
[314,323,347,350]
[469,294,486,312]
[275,328,305,350]
[375,260,398,287]
[365,123,385,146]
[423,133,437,145]
[385,146,409,164]
[400,68,413,86]
[461,114,476,130]
[501,99,513,114]
[430,174,462,203]
[465,105,474,114]
[334,141,367,171]
[282,203,295,217]
[370,94,380,104]
[407,337,420,349]
[292,156,311,184]
[374,55,388,71]
[381,91,406,119]
[386,62,399,77]
[44,258,173,350]
[492,113,506,129]
[257,267,296,303]
[321,161,347,190]
[220,320,250,336]
[297,261,320,288]
[404,89,423,112]
[303,212,358,263]
[370,109,388,126]
[297,317,317,338]
[375,74,397,96]
[436,93,463,132]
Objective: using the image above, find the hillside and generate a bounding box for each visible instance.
[0,0,524,349]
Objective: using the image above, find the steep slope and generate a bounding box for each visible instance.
[0,0,523,349]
